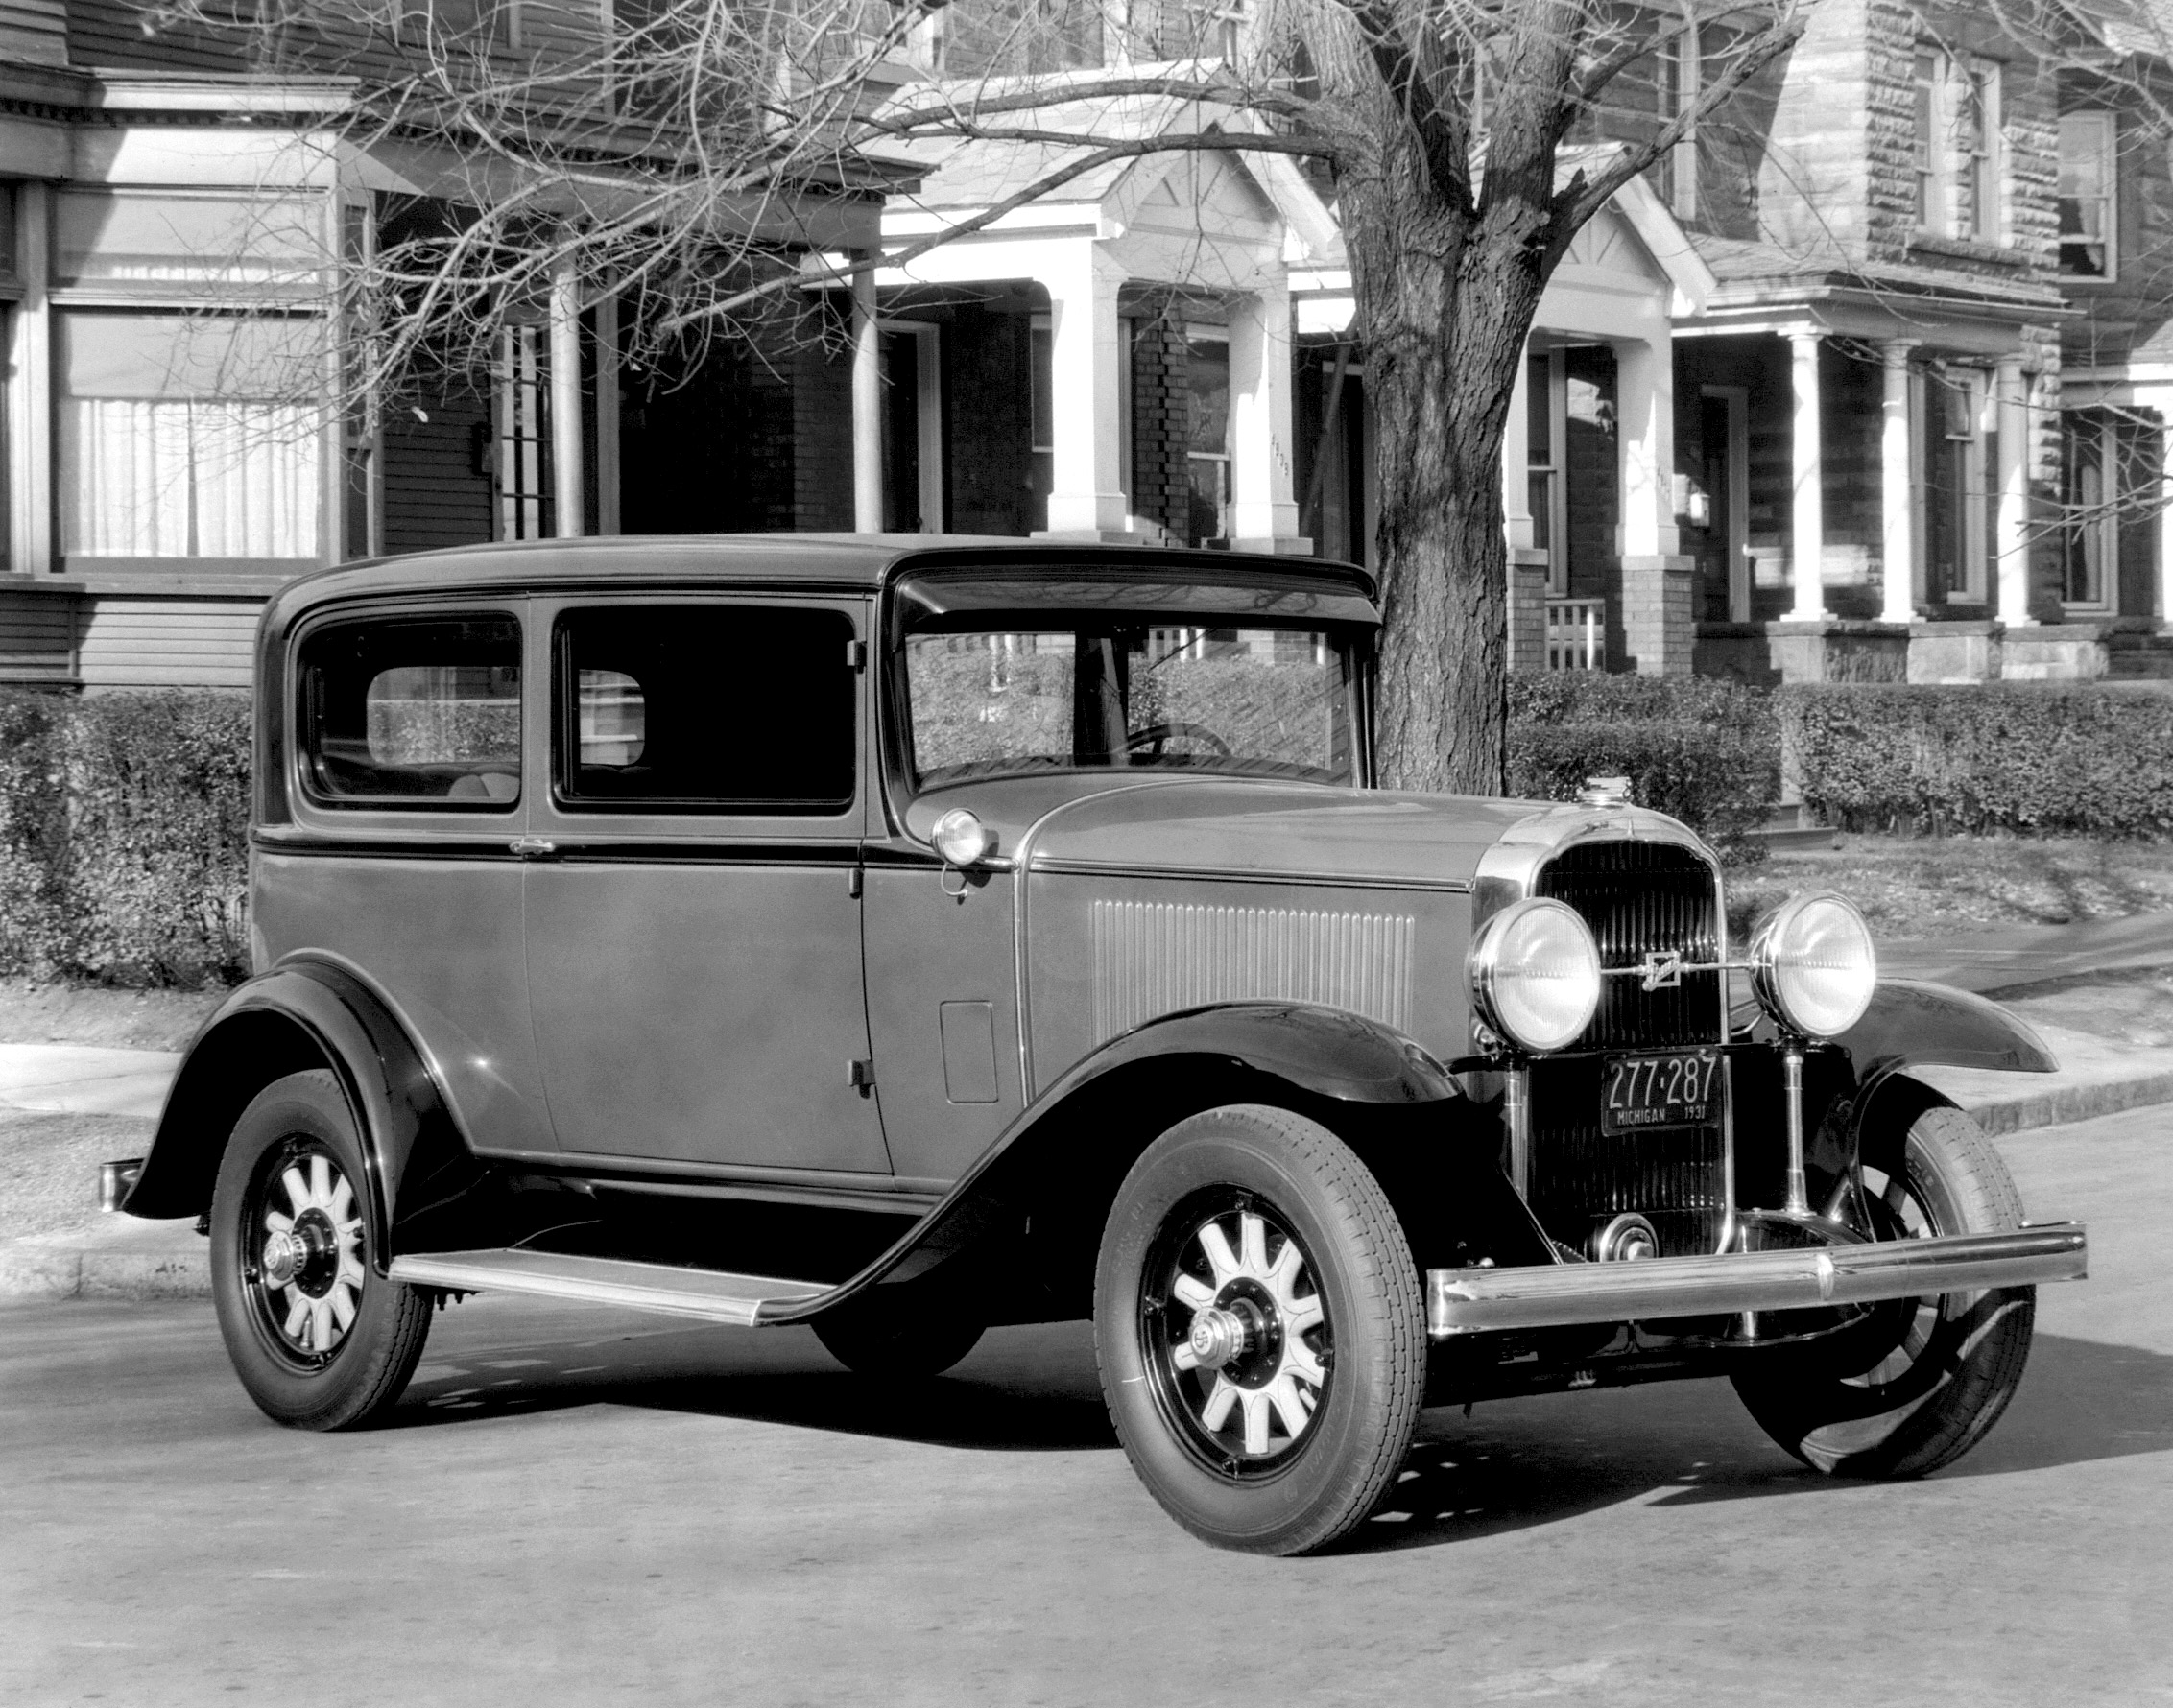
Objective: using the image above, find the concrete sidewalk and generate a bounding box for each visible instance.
[9,916,2173,1303]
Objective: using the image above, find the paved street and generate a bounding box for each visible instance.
[5,1106,2169,1708]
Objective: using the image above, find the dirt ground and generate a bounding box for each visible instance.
[1729,834,2173,939]
[0,981,224,1052]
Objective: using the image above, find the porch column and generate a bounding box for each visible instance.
[549,256,585,539]
[1879,341,1917,624]
[2148,389,2173,629]
[1994,357,2032,627]
[1789,330,1827,620]
[1038,249,1133,538]
[1616,336,1678,558]
[9,181,51,574]
[1229,283,1306,551]
[850,254,882,533]
[1616,335,1692,675]
[594,293,621,535]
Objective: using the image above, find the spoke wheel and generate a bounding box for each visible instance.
[211,1071,431,1432]
[242,1137,368,1369]
[1095,1104,1423,1556]
[1144,1197,1330,1475]
[1732,1102,2036,1479]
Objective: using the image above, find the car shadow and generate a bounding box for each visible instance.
[390,1314,2173,1549]
[1342,1330,2173,1554]
[391,1316,1120,1452]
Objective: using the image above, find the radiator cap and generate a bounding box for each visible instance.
[1577,774,1634,808]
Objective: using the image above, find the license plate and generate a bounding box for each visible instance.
[1602,1051,1720,1134]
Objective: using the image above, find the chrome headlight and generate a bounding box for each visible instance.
[1751,892,1875,1039]
[1469,897,1602,1055]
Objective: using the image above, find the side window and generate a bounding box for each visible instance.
[298,614,521,806]
[555,605,856,814]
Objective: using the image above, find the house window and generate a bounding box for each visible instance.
[55,190,327,289]
[2059,111,2117,279]
[1920,368,1993,605]
[1029,313,1054,531]
[1656,12,1698,221]
[1185,328,1230,546]
[58,314,323,563]
[1914,50,2001,242]
[2060,411,2154,609]
[932,0,1102,75]
[1525,348,1567,597]
[495,325,549,541]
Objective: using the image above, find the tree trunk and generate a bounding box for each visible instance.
[1344,205,1548,798]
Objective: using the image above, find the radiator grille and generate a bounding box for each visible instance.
[1090,899,1416,1045]
[1526,843,1727,1257]
[1535,842,1723,1050]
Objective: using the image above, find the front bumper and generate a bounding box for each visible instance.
[1426,1222,2088,1339]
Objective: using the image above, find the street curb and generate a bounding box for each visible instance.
[1952,1069,2173,1139]
[0,1228,209,1302]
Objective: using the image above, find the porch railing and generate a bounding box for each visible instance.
[1546,599,1607,671]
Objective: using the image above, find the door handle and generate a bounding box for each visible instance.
[509,836,558,859]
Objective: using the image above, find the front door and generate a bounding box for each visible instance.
[522,596,891,1175]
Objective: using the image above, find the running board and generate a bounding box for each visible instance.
[388,1248,832,1327]
[1427,1222,2089,1339]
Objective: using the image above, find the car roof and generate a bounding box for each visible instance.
[264,534,1380,625]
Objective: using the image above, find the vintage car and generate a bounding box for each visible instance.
[120,535,2087,1555]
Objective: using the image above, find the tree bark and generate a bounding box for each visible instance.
[1339,185,1552,798]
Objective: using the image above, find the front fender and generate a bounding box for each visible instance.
[1838,978,2058,1082]
[122,958,470,1273]
[760,1002,1468,1325]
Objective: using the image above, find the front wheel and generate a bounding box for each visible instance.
[210,1070,431,1431]
[1732,1103,2036,1479]
[1094,1104,1424,1555]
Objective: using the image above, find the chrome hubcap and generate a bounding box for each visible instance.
[1153,1204,1330,1470]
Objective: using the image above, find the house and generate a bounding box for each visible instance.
[0,0,905,691]
[6,2,2164,693]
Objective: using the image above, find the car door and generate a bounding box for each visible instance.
[260,600,555,1155]
[521,594,893,1175]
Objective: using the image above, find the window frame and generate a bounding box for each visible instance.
[544,597,866,823]
[1914,48,2003,244]
[2058,109,2119,281]
[291,605,526,815]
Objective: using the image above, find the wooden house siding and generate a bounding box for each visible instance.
[381,390,493,556]
[0,0,69,63]
[0,587,78,683]
[77,595,257,689]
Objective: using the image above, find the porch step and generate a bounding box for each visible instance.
[387,1248,831,1326]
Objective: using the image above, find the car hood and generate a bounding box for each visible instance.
[904,774,1696,890]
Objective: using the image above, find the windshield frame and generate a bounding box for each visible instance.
[878,564,1379,830]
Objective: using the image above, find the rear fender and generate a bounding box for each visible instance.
[121,958,473,1273]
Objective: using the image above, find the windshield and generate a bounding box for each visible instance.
[902,619,1363,788]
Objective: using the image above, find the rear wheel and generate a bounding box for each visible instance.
[210,1070,430,1431]
[1731,1103,2035,1479]
[1094,1104,1424,1555]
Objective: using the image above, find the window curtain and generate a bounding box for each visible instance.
[62,398,319,558]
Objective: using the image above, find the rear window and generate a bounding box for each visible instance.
[554,605,856,814]
[298,615,521,806]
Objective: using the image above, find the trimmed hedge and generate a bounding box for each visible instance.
[1782,682,2173,836]
[0,690,251,986]
[1508,674,1781,863]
